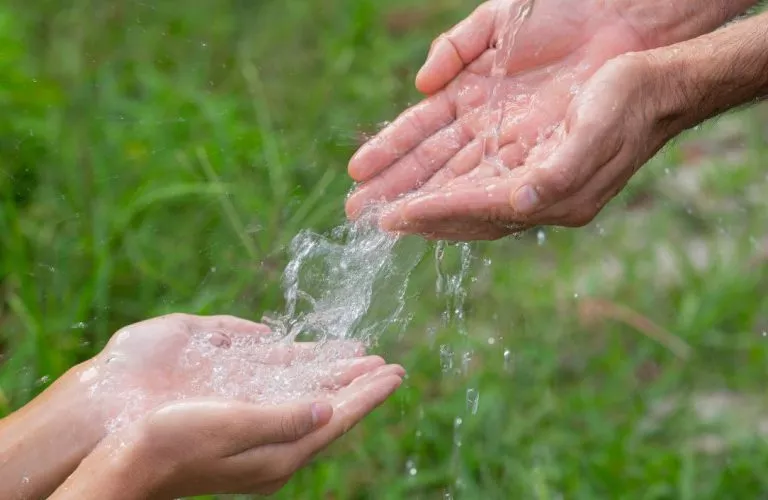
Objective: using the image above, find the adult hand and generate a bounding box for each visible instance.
[50,363,404,499]
[345,0,757,240]
[88,313,379,430]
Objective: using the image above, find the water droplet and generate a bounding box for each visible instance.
[405,458,418,477]
[71,321,87,329]
[537,229,546,245]
[503,349,513,372]
[487,337,496,345]
[453,416,463,447]
[439,345,454,373]
[762,331,766,337]
[461,350,473,375]
[36,375,50,386]
[466,388,480,415]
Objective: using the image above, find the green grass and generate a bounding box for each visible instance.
[1,0,767,498]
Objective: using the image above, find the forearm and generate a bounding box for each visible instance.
[649,10,768,132]
[618,0,761,47]
[0,363,102,499]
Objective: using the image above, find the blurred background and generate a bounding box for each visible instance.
[1,0,767,498]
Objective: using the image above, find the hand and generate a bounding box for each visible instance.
[344,0,753,240]
[50,364,404,499]
[380,53,681,239]
[0,313,386,499]
[345,0,649,238]
[86,313,383,431]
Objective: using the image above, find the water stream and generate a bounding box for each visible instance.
[483,0,536,164]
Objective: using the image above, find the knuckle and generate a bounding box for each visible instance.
[280,411,304,441]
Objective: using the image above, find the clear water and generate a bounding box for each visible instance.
[483,0,536,164]
[262,206,425,344]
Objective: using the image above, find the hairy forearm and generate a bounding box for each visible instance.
[618,0,761,47]
[0,363,102,499]
[649,10,768,131]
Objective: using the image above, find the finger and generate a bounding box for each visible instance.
[293,372,404,469]
[229,400,334,449]
[256,340,368,365]
[194,315,272,336]
[145,399,332,456]
[415,1,496,94]
[290,340,367,359]
[421,138,527,191]
[402,220,514,242]
[420,139,484,191]
[317,356,387,389]
[379,177,516,233]
[320,372,403,436]
[222,368,403,477]
[348,92,455,184]
[346,119,474,217]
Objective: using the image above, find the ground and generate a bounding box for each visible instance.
[1,0,767,498]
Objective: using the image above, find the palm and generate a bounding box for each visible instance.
[346,0,646,239]
[87,314,377,430]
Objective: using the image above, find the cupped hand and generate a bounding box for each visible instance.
[52,363,404,499]
[345,0,652,239]
[82,313,382,431]
[382,52,681,239]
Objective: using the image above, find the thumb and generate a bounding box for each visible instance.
[254,401,334,445]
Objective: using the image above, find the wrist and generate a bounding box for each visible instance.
[614,0,760,48]
[0,361,105,498]
[50,427,164,500]
[643,11,768,134]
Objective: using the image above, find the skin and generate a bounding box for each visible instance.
[345,0,761,240]
[50,367,403,499]
[0,314,402,499]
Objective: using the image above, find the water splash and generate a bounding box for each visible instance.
[259,207,425,345]
[97,331,379,432]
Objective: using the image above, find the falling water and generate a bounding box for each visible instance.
[433,241,476,497]
[483,0,536,164]
[262,206,424,344]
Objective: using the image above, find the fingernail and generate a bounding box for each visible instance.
[311,402,333,426]
[513,185,540,214]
